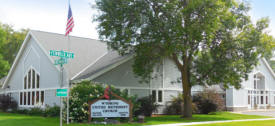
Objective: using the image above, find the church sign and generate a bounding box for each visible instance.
[88,86,133,122]
[90,100,130,118]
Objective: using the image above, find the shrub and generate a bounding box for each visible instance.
[15,109,29,114]
[164,93,183,115]
[44,105,60,117]
[27,107,44,116]
[14,105,60,117]
[193,89,225,114]
[164,93,198,115]
[0,94,18,112]
[66,80,139,122]
[134,96,158,117]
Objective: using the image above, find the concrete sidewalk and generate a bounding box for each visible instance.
[236,110,275,117]
[146,118,275,126]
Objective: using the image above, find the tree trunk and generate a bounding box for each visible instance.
[170,53,192,118]
[181,69,192,118]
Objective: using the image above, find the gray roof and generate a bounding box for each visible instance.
[73,51,131,80]
[31,30,109,79]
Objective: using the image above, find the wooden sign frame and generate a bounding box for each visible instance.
[88,91,133,123]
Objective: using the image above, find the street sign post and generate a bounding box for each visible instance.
[50,49,74,126]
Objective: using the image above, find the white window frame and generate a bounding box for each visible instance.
[19,90,45,108]
[151,89,164,105]
[19,67,43,108]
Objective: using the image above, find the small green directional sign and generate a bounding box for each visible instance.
[54,57,68,66]
[56,89,68,97]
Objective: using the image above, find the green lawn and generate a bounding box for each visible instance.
[192,120,275,126]
[0,112,271,126]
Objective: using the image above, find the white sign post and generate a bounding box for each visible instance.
[91,100,130,118]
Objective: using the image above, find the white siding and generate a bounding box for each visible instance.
[163,58,182,89]
[4,36,62,107]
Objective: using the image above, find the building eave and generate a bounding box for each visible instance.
[72,55,134,83]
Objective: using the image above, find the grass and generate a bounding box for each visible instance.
[192,120,275,126]
[0,112,59,126]
[142,112,270,125]
[0,112,271,126]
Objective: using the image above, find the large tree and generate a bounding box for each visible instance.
[0,23,27,78]
[0,23,28,64]
[94,0,274,117]
[0,25,11,78]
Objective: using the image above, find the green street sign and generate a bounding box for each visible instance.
[50,50,74,59]
[56,89,68,97]
[54,57,68,66]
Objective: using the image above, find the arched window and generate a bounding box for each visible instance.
[19,68,44,107]
[253,73,265,90]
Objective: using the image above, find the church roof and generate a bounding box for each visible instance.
[31,30,109,79]
[2,30,128,88]
[72,51,132,81]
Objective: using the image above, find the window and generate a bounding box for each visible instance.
[36,74,40,88]
[261,96,264,104]
[152,90,156,102]
[28,70,31,89]
[20,92,23,105]
[41,91,44,105]
[266,96,268,104]
[254,80,257,89]
[274,96,275,104]
[32,69,35,89]
[24,77,27,89]
[20,68,43,107]
[28,92,30,105]
[151,90,163,103]
[257,96,259,104]
[32,91,35,105]
[158,90,163,102]
[24,92,26,105]
[36,91,40,105]
[248,95,250,104]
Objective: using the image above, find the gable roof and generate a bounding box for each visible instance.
[30,30,108,79]
[261,58,275,79]
[2,30,110,88]
[72,51,132,81]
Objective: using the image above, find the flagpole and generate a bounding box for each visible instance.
[67,35,70,125]
[66,0,71,124]
[65,0,74,124]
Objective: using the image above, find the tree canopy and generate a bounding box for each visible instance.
[94,0,274,117]
[0,23,27,78]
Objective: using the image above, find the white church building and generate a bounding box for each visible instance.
[1,30,275,113]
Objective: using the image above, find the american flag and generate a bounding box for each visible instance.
[65,3,74,36]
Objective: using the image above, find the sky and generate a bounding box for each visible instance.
[0,0,274,39]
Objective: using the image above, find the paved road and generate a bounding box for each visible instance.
[240,110,275,117]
